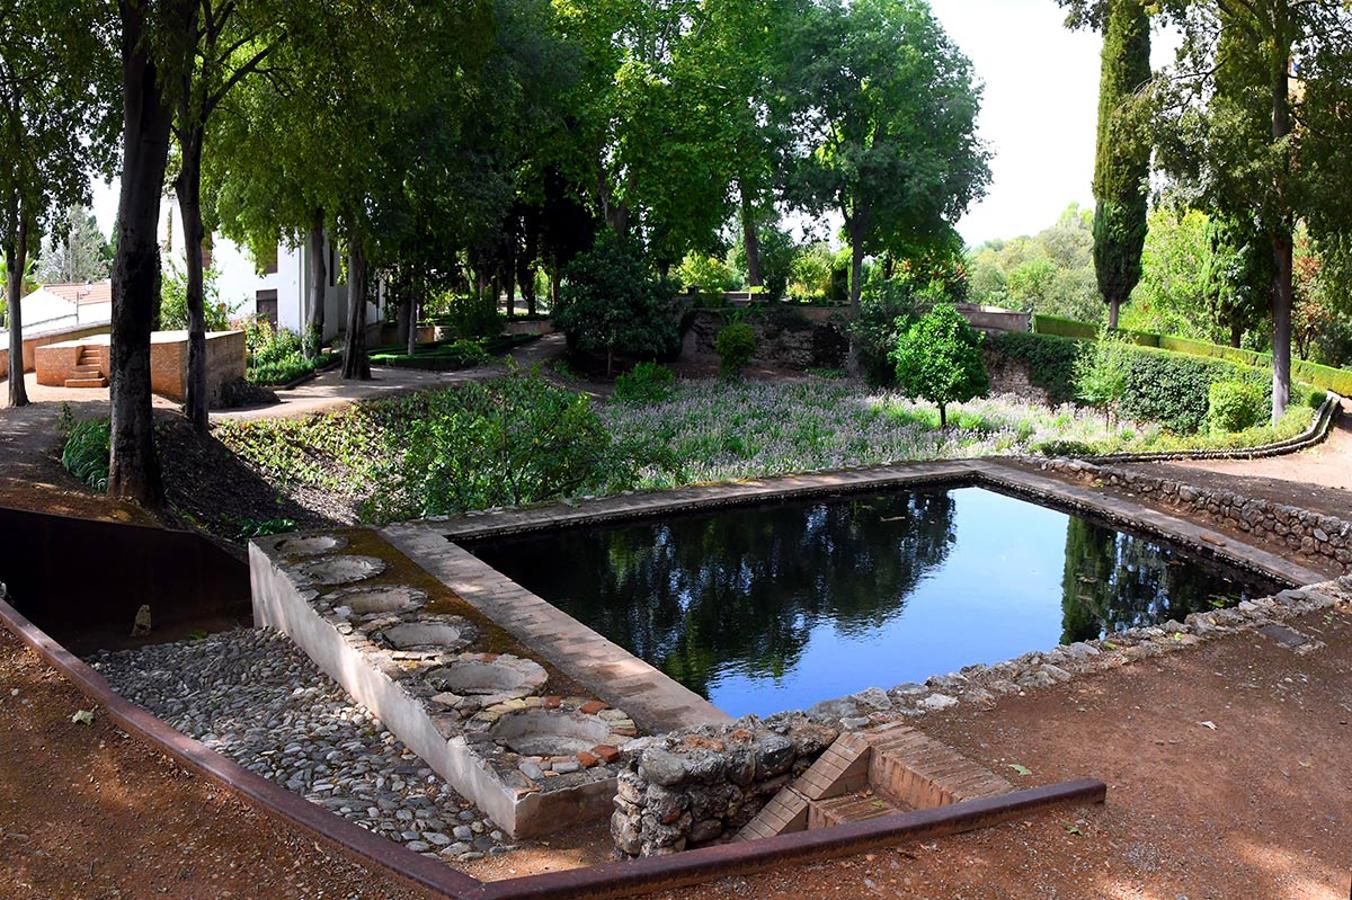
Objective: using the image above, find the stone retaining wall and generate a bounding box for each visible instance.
[681,309,847,371]
[611,713,838,857]
[1038,458,1352,574]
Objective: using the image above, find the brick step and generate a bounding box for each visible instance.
[64,376,108,388]
[737,724,1014,843]
[808,790,911,830]
[71,364,102,376]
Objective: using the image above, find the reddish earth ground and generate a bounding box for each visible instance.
[0,629,427,900]
[662,603,1352,899]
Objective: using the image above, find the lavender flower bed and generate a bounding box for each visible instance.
[599,379,1126,491]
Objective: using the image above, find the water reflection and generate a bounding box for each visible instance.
[467,487,1281,715]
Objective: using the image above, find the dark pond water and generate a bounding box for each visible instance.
[465,486,1284,717]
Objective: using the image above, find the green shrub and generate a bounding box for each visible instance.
[714,321,758,376]
[1033,314,1099,340]
[892,304,989,427]
[1074,332,1131,422]
[1308,388,1328,409]
[62,419,110,491]
[1208,380,1267,433]
[1118,349,1250,434]
[555,231,680,376]
[423,292,501,339]
[853,278,919,385]
[236,517,297,539]
[391,371,613,518]
[675,251,738,302]
[613,361,676,404]
[159,262,231,331]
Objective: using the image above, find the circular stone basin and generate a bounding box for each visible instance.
[292,554,385,586]
[425,654,547,704]
[491,708,613,757]
[381,618,477,652]
[274,534,346,557]
[327,585,428,615]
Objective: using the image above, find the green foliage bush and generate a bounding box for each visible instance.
[675,251,737,302]
[892,304,989,426]
[1117,349,1253,434]
[715,321,758,376]
[854,277,919,385]
[61,419,110,491]
[1032,313,1100,340]
[423,292,501,340]
[1208,380,1267,433]
[245,318,334,385]
[613,361,676,404]
[555,231,680,375]
[1074,333,1131,420]
[392,370,613,518]
[159,263,231,331]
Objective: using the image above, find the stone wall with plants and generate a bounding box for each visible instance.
[611,713,838,857]
[681,308,847,371]
[1040,458,1352,573]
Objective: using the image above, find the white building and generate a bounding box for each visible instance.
[10,281,112,333]
[159,197,375,346]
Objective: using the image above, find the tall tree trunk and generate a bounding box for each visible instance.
[846,216,864,376]
[505,259,516,319]
[109,0,185,507]
[519,222,537,317]
[740,186,762,288]
[1268,12,1292,425]
[405,267,418,358]
[1230,317,1243,349]
[176,131,209,433]
[306,211,326,357]
[1271,232,1293,422]
[549,265,559,310]
[341,237,371,381]
[1108,298,1120,330]
[5,207,29,407]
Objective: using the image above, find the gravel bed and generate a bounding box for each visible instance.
[87,628,513,863]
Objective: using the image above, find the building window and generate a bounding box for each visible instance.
[256,289,278,327]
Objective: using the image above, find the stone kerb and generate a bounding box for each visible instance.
[248,535,637,839]
[1038,457,1352,574]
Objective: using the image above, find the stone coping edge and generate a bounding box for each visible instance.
[1076,391,1342,465]
[0,590,482,899]
[0,588,1106,899]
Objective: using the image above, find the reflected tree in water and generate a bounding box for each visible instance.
[1059,517,1276,642]
[476,490,957,699]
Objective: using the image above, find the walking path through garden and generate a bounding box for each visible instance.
[1127,400,1352,520]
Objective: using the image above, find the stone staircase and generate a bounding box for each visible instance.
[64,345,107,388]
[737,724,1014,841]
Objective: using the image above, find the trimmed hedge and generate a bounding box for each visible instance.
[1031,313,1352,396]
[992,331,1323,434]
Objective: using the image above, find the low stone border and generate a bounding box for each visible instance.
[1036,457,1352,574]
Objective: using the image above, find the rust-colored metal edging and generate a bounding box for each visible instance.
[0,594,485,900]
[0,593,1106,899]
[476,779,1107,899]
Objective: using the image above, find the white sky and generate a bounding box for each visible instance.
[92,0,1181,250]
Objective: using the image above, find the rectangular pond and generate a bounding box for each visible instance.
[464,486,1284,718]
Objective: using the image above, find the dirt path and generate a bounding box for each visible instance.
[0,629,427,900]
[1126,402,1352,521]
[664,601,1352,899]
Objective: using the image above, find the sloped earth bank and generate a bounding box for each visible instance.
[658,601,1352,899]
[0,628,424,900]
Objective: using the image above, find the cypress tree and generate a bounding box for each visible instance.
[1091,0,1151,330]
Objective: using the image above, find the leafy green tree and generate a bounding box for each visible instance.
[779,0,989,372]
[553,231,679,376]
[1122,205,1210,339]
[891,303,989,427]
[1202,214,1272,349]
[1074,330,1131,424]
[966,204,1100,321]
[0,0,117,407]
[1091,0,1152,329]
[1154,0,1352,423]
